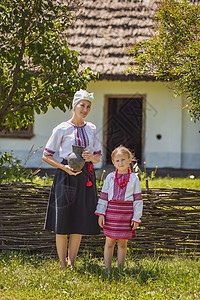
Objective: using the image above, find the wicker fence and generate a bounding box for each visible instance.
[0,182,200,257]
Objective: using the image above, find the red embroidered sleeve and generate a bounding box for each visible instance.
[134,193,142,201]
[94,150,102,155]
[99,191,108,201]
[44,148,55,155]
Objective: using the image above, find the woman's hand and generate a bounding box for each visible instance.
[82,150,93,161]
[131,221,139,230]
[62,164,82,176]
[98,215,105,228]
[42,154,81,176]
[82,150,100,164]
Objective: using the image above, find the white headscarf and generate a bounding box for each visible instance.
[72,89,94,109]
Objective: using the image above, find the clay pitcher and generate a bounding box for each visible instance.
[68,145,85,172]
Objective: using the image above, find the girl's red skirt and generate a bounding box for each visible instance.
[103,200,135,240]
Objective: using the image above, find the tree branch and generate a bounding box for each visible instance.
[4,93,70,115]
[1,62,22,115]
[1,1,40,115]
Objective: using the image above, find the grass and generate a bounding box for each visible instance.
[34,175,200,190]
[139,176,200,190]
[0,251,200,299]
[1,175,199,299]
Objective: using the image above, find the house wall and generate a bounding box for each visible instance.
[181,96,200,169]
[0,80,199,169]
[87,80,200,169]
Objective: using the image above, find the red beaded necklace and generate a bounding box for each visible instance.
[115,169,131,189]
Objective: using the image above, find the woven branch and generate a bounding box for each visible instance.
[0,182,199,257]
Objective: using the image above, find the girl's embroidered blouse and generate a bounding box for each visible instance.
[95,172,143,223]
[43,121,102,159]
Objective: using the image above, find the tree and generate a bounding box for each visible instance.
[127,0,200,121]
[0,0,97,131]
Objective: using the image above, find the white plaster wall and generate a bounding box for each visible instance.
[181,96,200,169]
[87,80,184,168]
[1,80,200,169]
[144,86,183,168]
[0,92,103,169]
[0,108,70,169]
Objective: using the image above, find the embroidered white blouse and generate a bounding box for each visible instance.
[43,121,102,159]
[95,172,143,223]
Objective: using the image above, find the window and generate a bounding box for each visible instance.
[0,124,34,139]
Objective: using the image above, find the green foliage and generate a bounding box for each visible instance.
[0,147,41,182]
[0,151,31,182]
[127,0,200,121]
[96,169,106,189]
[0,251,200,299]
[0,0,98,131]
[134,161,158,181]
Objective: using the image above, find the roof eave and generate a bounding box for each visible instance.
[98,73,157,81]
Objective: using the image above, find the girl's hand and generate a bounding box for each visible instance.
[62,164,82,176]
[82,150,93,161]
[131,221,139,230]
[98,215,105,228]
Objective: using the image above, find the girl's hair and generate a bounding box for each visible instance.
[111,145,136,172]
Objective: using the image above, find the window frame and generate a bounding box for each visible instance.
[0,124,34,139]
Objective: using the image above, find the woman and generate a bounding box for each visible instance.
[43,89,101,269]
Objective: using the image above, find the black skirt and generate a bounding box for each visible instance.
[44,161,100,235]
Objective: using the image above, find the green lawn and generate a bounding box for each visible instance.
[140,177,200,190]
[36,175,200,190]
[1,176,199,299]
[0,251,200,299]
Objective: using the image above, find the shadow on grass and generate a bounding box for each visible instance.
[1,250,163,284]
[75,253,162,284]
[75,263,161,284]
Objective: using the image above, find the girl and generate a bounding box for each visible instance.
[43,89,101,270]
[95,145,143,273]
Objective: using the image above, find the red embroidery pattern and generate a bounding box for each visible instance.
[112,175,127,200]
[103,200,134,240]
[134,193,142,201]
[44,148,55,155]
[99,191,108,201]
[94,150,102,155]
[86,162,94,187]
[74,126,89,148]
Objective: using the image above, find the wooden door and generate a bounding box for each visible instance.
[105,96,144,164]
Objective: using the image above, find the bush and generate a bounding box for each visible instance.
[0,147,41,183]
